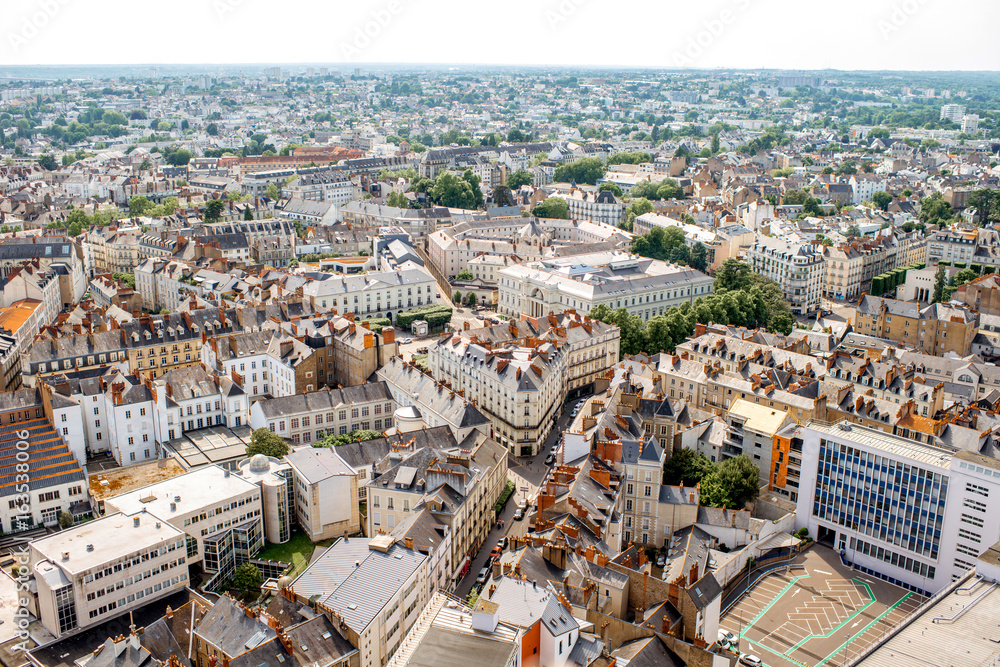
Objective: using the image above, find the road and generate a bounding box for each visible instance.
[452,395,587,599]
[794,297,856,330]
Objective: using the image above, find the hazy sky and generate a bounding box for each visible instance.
[3,0,999,71]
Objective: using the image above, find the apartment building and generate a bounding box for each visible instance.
[747,236,824,316]
[723,399,794,484]
[200,330,274,401]
[152,365,248,445]
[249,382,395,446]
[367,429,509,588]
[291,535,429,667]
[775,421,1000,595]
[285,446,360,541]
[429,332,566,456]
[387,592,521,667]
[855,295,978,357]
[29,511,188,637]
[284,170,357,205]
[104,465,264,579]
[0,240,87,305]
[0,395,89,534]
[498,251,714,323]
[376,357,492,442]
[926,226,983,266]
[822,234,905,301]
[1,258,61,327]
[553,189,625,226]
[300,266,438,322]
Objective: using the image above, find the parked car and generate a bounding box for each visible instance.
[544,453,555,465]
[656,553,666,568]
[739,654,762,666]
[820,309,832,317]
[497,538,507,550]
[475,566,490,589]
[490,545,502,559]
[513,506,525,520]
[718,630,737,646]
[436,292,441,298]
[401,337,413,344]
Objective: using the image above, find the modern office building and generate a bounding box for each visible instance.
[774,421,1000,595]
[104,465,264,583]
[29,511,188,637]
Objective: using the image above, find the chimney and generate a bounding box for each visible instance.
[404,536,413,550]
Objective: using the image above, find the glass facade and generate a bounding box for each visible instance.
[54,585,77,634]
[814,438,948,559]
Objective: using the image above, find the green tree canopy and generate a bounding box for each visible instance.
[232,562,263,595]
[663,448,715,486]
[553,157,605,185]
[533,197,568,219]
[246,428,288,459]
[203,199,225,223]
[506,169,533,189]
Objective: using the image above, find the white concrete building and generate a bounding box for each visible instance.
[29,511,188,637]
[104,465,264,578]
[783,421,1000,595]
[285,447,360,541]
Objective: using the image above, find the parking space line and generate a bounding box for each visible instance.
[785,579,874,656]
[814,591,913,667]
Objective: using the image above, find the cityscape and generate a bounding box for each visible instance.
[0,3,999,667]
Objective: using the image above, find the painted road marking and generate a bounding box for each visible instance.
[815,591,913,667]
[814,569,833,575]
[785,580,874,657]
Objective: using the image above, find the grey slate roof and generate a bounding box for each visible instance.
[291,536,427,633]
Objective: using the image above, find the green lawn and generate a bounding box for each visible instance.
[256,531,334,578]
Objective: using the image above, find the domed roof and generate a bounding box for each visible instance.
[249,454,270,473]
[277,575,293,590]
[395,405,421,419]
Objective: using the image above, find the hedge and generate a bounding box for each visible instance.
[938,261,951,266]
[494,480,515,514]
[360,317,391,333]
[396,304,453,329]
[954,262,967,269]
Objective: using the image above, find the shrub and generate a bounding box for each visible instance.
[396,304,453,329]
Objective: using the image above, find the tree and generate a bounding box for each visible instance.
[932,264,947,303]
[206,123,218,136]
[689,242,708,272]
[663,448,715,486]
[456,269,473,280]
[232,562,263,596]
[58,511,74,528]
[453,291,462,303]
[533,197,568,219]
[38,154,57,171]
[701,455,761,509]
[599,182,623,198]
[714,259,753,291]
[246,428,288,459]
[243,206,254,221]
[872,191,892,211]
[553,157,605,185]
[492,184,514,208]
[431,172,477,209]
[506,169,533,189]
[466,292,477,307]
[265,182,279,200]
[112,272,135,288]
[386,191,409,208]
[129,195,154,217]
[203,199,225,223]
[919,192,954,226]
[139,158,152,171]
[954,267,978,286]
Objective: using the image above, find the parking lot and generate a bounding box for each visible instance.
[720,547,923,667]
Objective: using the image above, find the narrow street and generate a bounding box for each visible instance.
[453,396,584,599]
